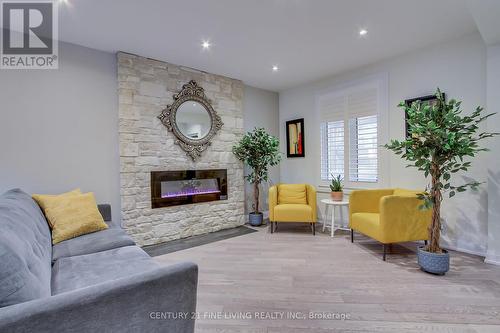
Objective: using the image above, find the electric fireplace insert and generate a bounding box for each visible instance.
[151,169,227,208]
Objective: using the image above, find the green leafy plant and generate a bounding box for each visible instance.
[384,89,497,253]
[232,128,281,214]
[329,174,343,192]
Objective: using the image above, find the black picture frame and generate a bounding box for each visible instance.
[286,118,305,158]
[404,93,445,139]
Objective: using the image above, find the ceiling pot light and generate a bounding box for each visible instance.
[272,65,279,72]
[359,29,368,36]
[202,41,211,49]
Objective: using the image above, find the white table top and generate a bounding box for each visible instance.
[321,198,349,205]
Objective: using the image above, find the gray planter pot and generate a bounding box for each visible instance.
[417,246,449,275]
[249,212,263,226]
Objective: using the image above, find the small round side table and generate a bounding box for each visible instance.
[321,198,349,237]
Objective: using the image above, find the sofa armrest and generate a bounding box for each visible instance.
[379,195,431,241]
[306,185,317,222]
[97,204,120,227]
[269,185,278,221]
[97,204,112,222]
[349,189,394,215]
[0,262,198,333]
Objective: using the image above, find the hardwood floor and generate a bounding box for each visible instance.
[154,223,500,332]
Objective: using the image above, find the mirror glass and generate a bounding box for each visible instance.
[175,101,212,140]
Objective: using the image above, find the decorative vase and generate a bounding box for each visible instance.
[330,191,343,201]
[249,212,263,226]
[417,246,449,275]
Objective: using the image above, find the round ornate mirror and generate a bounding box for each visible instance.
[175,101,212,140]
[158,80,224,161]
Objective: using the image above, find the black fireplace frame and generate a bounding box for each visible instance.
[151,169,228,208]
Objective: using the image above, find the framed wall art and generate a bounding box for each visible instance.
[286,118,305,158]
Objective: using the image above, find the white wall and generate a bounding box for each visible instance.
[486,43,500,264]
[243,85,280,216]
[0,42,121,220]
[279,32,491,256]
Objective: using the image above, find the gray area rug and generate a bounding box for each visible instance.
[143,225,258,257]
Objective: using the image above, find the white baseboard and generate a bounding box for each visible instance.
[441,244,486,258]
[485,254,500,266]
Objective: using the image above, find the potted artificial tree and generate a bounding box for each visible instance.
[233,128,281,226]
[385,89,496,274]
[329,174,344,201]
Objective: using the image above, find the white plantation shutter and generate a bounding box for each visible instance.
[349,115,378,182]
[320,120,344,180]
[319,94,344,122]
[320,93,345,180]
[319,81,380,184]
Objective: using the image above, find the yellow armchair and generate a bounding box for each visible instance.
[269,184,317,235]
[349,188,431,260]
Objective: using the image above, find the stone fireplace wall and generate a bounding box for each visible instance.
[117,52,245,246]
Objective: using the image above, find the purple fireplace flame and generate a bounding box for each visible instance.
[160,178,220,199]
[161,188,221,198]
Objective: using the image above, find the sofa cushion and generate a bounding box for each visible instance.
[274,204,313,222]
[51,246,158,295]
[52,225,136,262]
[0,189,52,308]
[278,184,307,204]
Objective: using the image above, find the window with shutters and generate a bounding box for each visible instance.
[349,115,378,182]
[319,77,386,187]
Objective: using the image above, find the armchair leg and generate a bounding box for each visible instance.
[312,223,315,236]
[383,244,387,261]
[424,240,428,246]
[270,222,274,234]
[351,229,354,243]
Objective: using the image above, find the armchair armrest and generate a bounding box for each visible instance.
[349,189,394,215]
[306,185,317,222]
[379,195,431,242]
[0,262,198,333]
[269,185,278,221]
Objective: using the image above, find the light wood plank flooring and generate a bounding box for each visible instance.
[155,223,500,332]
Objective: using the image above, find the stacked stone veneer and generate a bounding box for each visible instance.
[117,52,245,246]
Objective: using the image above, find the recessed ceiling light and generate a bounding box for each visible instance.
[202,41,211,49]
[359,29,368,36]
[272,65,279,72]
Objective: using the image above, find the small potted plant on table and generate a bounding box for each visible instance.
[329,174,343,201]
[385,89,496,275]
[233,128,281,226]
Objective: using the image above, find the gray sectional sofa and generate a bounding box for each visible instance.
[0,189,198,333]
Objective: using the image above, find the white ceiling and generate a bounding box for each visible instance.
[58,0,480,92]
[466,0,500,45]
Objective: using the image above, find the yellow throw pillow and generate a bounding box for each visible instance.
[32,189,81,227]
[35,192,108,244]
[278,184,307,204]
